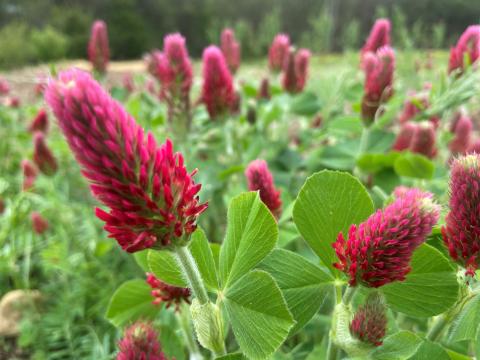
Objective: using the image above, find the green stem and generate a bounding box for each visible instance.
[178,303,202,360]
[426,315,449,342]
[372,186,389,202]
[174,245,209,305]
[327,285,341,360]
[342,286,357,306]
[358,126,370,158]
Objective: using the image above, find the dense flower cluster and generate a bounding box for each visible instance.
[117,322,166,360]
[442,155,480,277]
[146,273,190,309]
[393,121,437,159]
[45,69,207,253]
[269,34,290,72]
[201,46,235,118]
[333,187,439,287]
[350,292,387,347]
[87,20,109,73]
[361,46,395,124]
[282,48,311,94]
[449,112,473,155]
[361,19,391,56]
[28,109,49,133]
[448,25,480,74]
[245,159,282,218]
[221,28,241,74]
[22,160,37,191]
[33,132,58,176]
[31,212,48,234]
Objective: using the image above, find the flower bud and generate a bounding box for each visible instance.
[88,20,109,73]
[269,34,290,72]
[350,292,387,347]
[258,77,271,100]
[449,112,473,155]
[361,19,391,56]
[117,322,166,360]
[28,109,49,133]
[22,160,38,191]
[448,25,480,74]
[33,132,58,176]
[146,273,190,309]
[409,121,437,159]
[31,212,48,234]
[392,122,418,151]
[295,48,311,92]
[221,28,241,74]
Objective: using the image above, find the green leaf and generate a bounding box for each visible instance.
[105,279,160,327]
[258,249,333,335]
[223,270,295,360]
[148,228,219,291]
[449,293,480,342]
[370,331,422,360]
[318,141,358,170]
[148,250,187,287]
[393,152,435,179]
[189,228,219,290]
[133,250,149,272]
[408,340,449,360]
[357,152,399,174]
[381,244,459,317]
[216,353,246,360]
[290,91,322,116]
[219,192,278,288]
[292,170,374,276]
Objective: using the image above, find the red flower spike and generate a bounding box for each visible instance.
[350,292,387,347]
[201,46,235,119]
[88,20,109,73]
[245,159,282,218]
[361,19,391,56]
[28,109,49,133]
[31,212,48,234]
[33,132,58,176]
[282,48,297,94]
[295,48,311,92]
[258,77,271,100]
[449,112,473,155]
[0,78,9,95]
[221,28,241,74]
[448,25,480,74]
[442,155,480,277]
[22,160,38,191]
[45,69,207,253]
[269,34,290,72]
[146,273,190,309]
[392,122,418,151]
[409,121,437,159]
[333,187,439,288]
[117,322,166,360]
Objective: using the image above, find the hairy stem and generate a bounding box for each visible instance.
[178,303,202,360]
[175,245,209,305]
[343,286,357,306]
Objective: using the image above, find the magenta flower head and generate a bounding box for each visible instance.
[22,159,38,191]
[295,48,311,92]
[145,50,163,78]
[442,154,480,277]
[449,112,473,155]
[245,159,282,218]
[361,19,391,56]
[45,69,207,253]
[409,121,437,159]
[269,34,290,72]
[28,109,49,133]
[87,20,109,73]
[392,122,418,151]
[33,132,58,176]
[448,25,480,74]
[201,46,235,119]
[350,292,387,347]
[117,322,166,360]
[221,28,241,74]
[258,77,271,100]
[162,33,193,99]
[361,46,395,125]
[333,187,439,288]
[31,212,48,234]
[146,273,190,309]
[0,77,10,95]
[282,48,297,94]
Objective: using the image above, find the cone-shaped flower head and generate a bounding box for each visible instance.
[28,109,49,133]
[449,112,473,155]
[361,19,391,55]
[361,46,395,124]
[350,292,387,347]
[448,25,480,74]
[392,122,418,151]
[201,46,235,119]
[258,77,271,100]
[33,132,58,176]
[45,69,207,253]
[442,155,480,277]
[117,322,166,360]
[146,273,190,309]
[31,212,48,234]
[269,34,290,72]
[333,187,439,287]
[245,159,282,218]
[161,33,193,99]
[0,77,9,95]
[409,121,437,159]
[145,50,163,78]
[221,28,241,74]
[22,159,38,191]
[282,48,297,94]
[295,48,311,92]
[88,20,109,73]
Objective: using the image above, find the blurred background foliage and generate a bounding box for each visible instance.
[0,0,479,68]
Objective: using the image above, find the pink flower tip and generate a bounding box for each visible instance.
[362,19,391,55]
[269,34,290,72]
[117,322,166,360]
[146,272,190,309]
